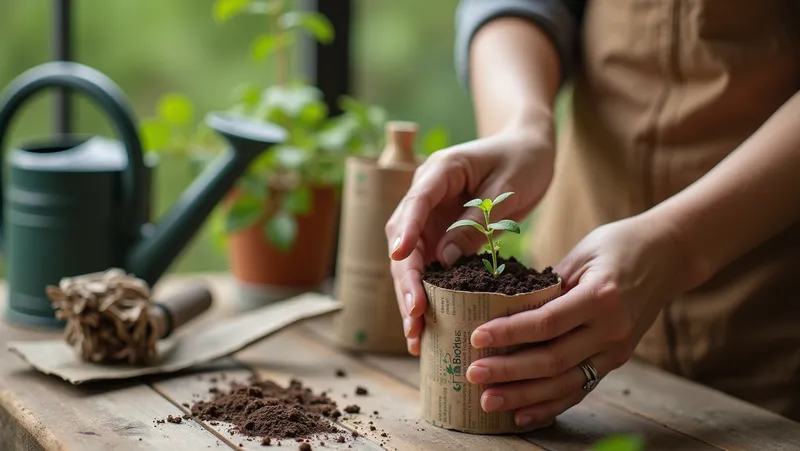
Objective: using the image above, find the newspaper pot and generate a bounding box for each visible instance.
[334,121,420,353]
[228,186,339,305]
[420,275,562,434]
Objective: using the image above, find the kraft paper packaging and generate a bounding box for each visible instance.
[334,155,416,354]
[421,279,562,434]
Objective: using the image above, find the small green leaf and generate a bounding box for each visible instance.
[213,0,251,22]
[482,258,494,274]
[446,219,487,234]
[492,191,514,205]
[480,198,493,212]
[238,173,268,200]
[274,145,311,169]
[283,186,312,215]
[496,264,506,275]
[591,435,645,451]
[140,119,171,152]
[421,126,450,156]
[265,211,298,251]
[482,243,492,253]
[463,198,483,208]
[231,82,262,107]
[251,33,293,61]
[279,11,335,44]
[489,219,521,234]
[225,196,263,233]
[158,93,193,125]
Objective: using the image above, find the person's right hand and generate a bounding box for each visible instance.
[386,122,557,355]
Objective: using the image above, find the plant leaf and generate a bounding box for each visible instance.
[591,435,645,451]
[496,264,505,275]
[265,211,297,252]
[446,219,487,234]
[225,196,262,233]
[238,173,268,200]
[480,198,493,212]
[213,0,251,22]
[492,191,514,206]
[283,186,312,215]
[140,119,171,152]
[274,145,311,169]
[489,219,521,234]
[261,84,323,118]
[158,93,193,125]
[279,11,335,44]
[251,33,293,61]
[482,258,494,274]
[463,198,483,208]
[421,126,450,156]
[482,243,492,253]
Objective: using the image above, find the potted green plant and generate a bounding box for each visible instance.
[141,0,450,304]
[419,192,563,434]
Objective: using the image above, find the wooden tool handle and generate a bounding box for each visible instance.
[154,283,213,338]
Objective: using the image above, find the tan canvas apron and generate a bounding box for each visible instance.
[530,0,800,421]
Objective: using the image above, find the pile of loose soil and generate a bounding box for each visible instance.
[190,377,343,441]
[423,254,560,295]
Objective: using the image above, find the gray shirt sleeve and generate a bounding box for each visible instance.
[454,0,584,89]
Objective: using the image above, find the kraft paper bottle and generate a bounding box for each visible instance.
[334,121,419,354]
[420,279,562,434]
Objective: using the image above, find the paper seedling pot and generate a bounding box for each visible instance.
[420,278,562,434]
[334,122,419,354]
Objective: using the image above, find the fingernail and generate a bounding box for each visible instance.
[517,415,533,427]
[467,365,490,384]
[404,293,415,315]
[471,329,493,348]
[482,395,504,412]
[402,317,411,337]
[390,236,402,256]
[442,243,461,267]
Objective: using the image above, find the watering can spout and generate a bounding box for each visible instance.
[126,112,287,286]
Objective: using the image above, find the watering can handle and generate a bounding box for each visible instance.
[0,62,146,245]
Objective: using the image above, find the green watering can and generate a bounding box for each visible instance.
[0,62,287,328]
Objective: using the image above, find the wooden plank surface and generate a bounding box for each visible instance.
[2,273,800,451]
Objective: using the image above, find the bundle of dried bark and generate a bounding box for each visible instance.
[46,268,159,365]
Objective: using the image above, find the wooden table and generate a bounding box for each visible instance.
[2,273,799,451]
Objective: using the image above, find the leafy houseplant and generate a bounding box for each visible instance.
[141,0,450,297]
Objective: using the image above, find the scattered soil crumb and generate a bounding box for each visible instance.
[166,415,183,424]
[369,426,377,431]
[261,437,271,446]
[336,436,346,443]
[381,432,388,437]
[299,443,312,451]
[190,377,339,442]
[344,405,360,414]
[355,386,368,396]
[351,430,359,437]
[373,411,379,415]
[623,388,631,395]
[182,403,190,408]
[335,369,346,377]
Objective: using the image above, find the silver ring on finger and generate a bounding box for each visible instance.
[578,359,600,393]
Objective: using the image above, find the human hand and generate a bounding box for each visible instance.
[464,215,689,427]
[386,123,556,355]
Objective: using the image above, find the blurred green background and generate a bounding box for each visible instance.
[0,0,540,276]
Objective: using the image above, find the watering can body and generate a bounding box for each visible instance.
[0,62,287,328]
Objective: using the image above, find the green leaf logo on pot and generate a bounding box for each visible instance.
[446,192,521,277]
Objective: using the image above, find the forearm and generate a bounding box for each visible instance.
[469,17,562,137]
[645,91,800,291]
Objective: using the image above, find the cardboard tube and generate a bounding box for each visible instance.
[420,278,562,434]
[334,156,415,353]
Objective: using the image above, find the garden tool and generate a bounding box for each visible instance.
[46,268,213,365]
[334,121,420,354]
[0,61,287,328]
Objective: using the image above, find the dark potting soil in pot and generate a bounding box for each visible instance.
[422,254,560,295]
[190,377,343,441]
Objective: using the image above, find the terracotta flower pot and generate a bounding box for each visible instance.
[420,255,562,434]
[227,186,340,305]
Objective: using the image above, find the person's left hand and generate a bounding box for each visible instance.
[464,214,694,427]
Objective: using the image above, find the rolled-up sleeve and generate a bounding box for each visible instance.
[454,0,583,89]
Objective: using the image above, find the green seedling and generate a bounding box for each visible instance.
[446,192,520,277]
